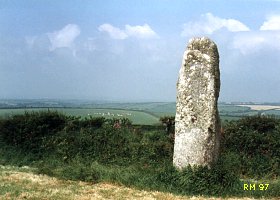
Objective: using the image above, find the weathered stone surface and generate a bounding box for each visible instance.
[173,37,221,170]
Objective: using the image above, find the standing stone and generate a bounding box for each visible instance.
[173,37,221,170]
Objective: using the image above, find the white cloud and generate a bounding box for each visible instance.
[231,31,280,55]
[181,13,250,36]
[260,15,280,30]
[232,33,266,55]
[98,23,157,39]
[125,24,157,38]
[48,24,80,51]
[230,15,280,55]
[98,24,128,40]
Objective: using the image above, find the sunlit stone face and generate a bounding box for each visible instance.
[173,37,221,170]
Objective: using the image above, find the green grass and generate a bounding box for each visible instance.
[263,110,280,115]
[1,165,217,200]
[219,105,251,113]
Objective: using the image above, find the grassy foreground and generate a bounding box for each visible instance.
[0,165,275,200]
[0,112,279,199]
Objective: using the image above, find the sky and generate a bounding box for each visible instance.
[1,0,280,102]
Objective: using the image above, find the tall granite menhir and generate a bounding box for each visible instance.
[173,37,221,170]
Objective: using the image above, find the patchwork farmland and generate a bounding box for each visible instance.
[0,101,280,125]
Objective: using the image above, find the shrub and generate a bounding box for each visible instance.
[159,116,175,134]
[222,115,280,178]
[42,125,173,166]
[0,111,67,153]
[83,116,106,128]
[64,116,106,131]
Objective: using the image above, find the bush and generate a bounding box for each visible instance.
[159,116,175,134]
[0,111,67,153]
[42,125,173,166]
[64,116,106,131]
[222,115,280,178]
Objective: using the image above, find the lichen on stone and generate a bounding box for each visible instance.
[173,37,221,170]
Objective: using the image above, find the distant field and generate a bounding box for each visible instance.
[1,103,280,125]
[238,105,280,111]
[262,110,280,115]
[219,105,250,112]
[0,108,159,125]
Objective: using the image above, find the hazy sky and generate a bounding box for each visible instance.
[1,0,280,102]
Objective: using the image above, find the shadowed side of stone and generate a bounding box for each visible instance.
[173,37,220,170]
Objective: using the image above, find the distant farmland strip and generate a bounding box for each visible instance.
[1,103,280,125]
[237,105,280,111]
[0,108,160,125]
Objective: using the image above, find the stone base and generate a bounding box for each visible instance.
[173,127,220,170]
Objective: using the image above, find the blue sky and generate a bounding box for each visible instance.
[1,0,280,102]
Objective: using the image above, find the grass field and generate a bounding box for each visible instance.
[0,165,275,200]
[219,105,250,113]
[1,103,280,125]
[263,110,280,115]
[0,108,159,125]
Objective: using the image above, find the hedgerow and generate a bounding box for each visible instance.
[0,111,279,197]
